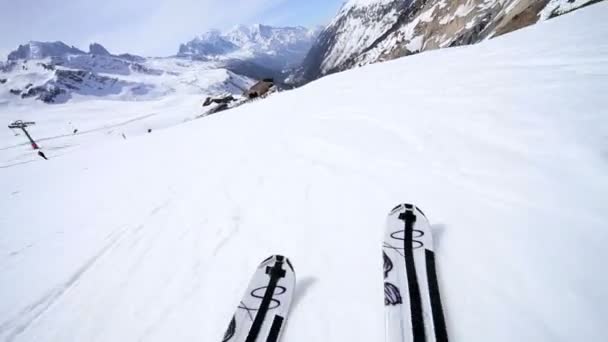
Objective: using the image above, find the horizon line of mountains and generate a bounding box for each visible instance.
[5,24,320,74]
[2,0,604,86]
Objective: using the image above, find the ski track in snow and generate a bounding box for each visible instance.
[0,228,127,341]
[0,191,239,341]
[0,4,607,342]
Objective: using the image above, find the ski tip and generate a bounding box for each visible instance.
[259,255,294,272]
[389,203,427,218]
[390,204,403,213]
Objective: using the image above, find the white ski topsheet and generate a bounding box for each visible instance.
[384,204,447,342]
[223,255,295,342]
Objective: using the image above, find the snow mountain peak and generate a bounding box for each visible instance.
[8,41,85,60]
[6,41,127,61]
[178,24,320,69]
[179,31,239,57]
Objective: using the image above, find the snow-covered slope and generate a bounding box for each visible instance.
[0,42,254,104]
[179,25,320,70]
[1,3,607,342]
[297,0,605,83]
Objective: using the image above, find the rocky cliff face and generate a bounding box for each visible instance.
[296,0,604,84]
[88,43,112,56]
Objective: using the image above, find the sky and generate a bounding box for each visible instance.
[0,0,345,59]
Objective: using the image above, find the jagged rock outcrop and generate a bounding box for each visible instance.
[89,43,112,56]
[296,0,605,84]
[15,69,149,104]
[8,41,85,60]
[203,95,236,107]
[20,84,67,103]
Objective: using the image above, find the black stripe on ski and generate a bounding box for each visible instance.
[260,256,274,265]
[265,315,284,342]
[245,256,286,342]
[399,209,426,342]
[285,258,295,273]
[391,204,403,214]
[415,206,426,218]
[426,249,448,342]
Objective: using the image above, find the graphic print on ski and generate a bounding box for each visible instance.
[222,255,295,342]
[384,204,448,342]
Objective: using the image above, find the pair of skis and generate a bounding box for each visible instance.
[221,204,447,342]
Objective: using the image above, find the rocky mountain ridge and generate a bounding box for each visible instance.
[296,0,605,83]
[7,41,145,62]
[1,24,321,104]
[0,41,254,104]
[178,24,321,70]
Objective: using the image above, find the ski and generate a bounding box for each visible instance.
[222,255,295,342]
[383,204,448,342]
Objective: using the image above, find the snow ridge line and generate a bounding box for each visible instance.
[0,228,129,341]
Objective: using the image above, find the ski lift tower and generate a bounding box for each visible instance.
[8,120,39,149]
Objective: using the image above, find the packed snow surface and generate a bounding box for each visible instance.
[1,3,608,342]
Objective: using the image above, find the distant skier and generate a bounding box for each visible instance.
[38,151,48,160]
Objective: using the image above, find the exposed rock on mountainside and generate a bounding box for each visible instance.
[297,0,605,84]
[89,43,112,56]
[203,95,236,107]
[17,69,149,104]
